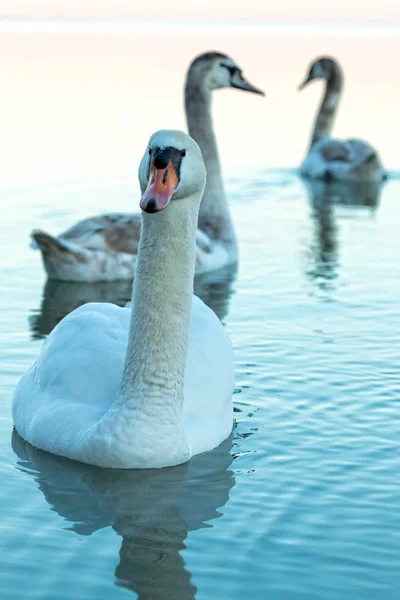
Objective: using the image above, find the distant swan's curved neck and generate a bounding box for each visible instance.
[309,69,343,150]
[185,77,235,246]
[119,201,198,416]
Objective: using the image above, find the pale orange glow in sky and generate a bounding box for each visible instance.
[1,29,399,187]
[2,0,400,22]
[1,0,400,190]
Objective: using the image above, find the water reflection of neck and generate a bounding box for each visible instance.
[12,432,235,600]
[114,507,196,599]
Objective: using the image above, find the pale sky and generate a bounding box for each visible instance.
[1,1,399,186]
[2,0,400,23]
[1,29,399,187]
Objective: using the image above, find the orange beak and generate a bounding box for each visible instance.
[140,160,179,213]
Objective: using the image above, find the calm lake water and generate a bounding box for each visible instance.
[1,25,400,600]
[1,170,399,599]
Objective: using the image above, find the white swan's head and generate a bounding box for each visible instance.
[299,56,342,89]
[186,51,264,96]
[139,130,207,214]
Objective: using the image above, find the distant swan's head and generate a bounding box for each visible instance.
[299,57,341,90]
[139,130,207,214]
[186,51,265,96]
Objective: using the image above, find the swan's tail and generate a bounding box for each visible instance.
[31,229,81,257]
[347,140,386,181]
[30,229,136,282]
[31,229,89,280]
[354,153,386,182]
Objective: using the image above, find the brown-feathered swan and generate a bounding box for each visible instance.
[299,56,386,183]
[32,52,264,282]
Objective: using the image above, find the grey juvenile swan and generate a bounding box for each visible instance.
[32,52,264,282]
[299,56,386,183]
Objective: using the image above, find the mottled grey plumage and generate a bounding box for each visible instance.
[299,57,386,182]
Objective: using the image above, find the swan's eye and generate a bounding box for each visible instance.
[148,148,152,156]
[180,150,186,157]
[221,63,238,77]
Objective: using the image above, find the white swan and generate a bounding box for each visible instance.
[32,51,264,282]
[13,130,235,469]
[299,56,386,182]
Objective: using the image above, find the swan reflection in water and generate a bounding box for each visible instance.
[193,263,237,322]
[29,278,132,339]
[29,264,237,339]
[303,179,384,291]
[12,431,235,599]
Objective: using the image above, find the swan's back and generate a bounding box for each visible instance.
[301,138,385,182]
[184,296,234,455]
[12,303,129,453]
[56,213,142,253]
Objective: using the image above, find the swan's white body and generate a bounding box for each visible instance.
[32,52,263,282]
[299,57,385,183]
[13,297,234,468]
[13,130,235,468]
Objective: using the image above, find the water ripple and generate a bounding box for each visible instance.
[0,173,399,599]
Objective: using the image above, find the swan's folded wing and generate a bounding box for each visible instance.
[319,138,376,166]
[60,213,142,254]
[184,295,234,456]
[195,235,231,273]
[347,139,377,165]
[12,303,130,447]
[195,229,213,253]
[319,140,352,163]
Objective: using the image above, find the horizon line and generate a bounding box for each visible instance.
[1,18,400,37]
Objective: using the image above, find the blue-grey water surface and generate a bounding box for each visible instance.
[0,171,399,599]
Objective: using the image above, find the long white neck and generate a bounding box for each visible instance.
[104,198,200,467]
[88,187,202,467]
[309,68,343,150]
[119,200,197,420]
[185,77,236,249]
